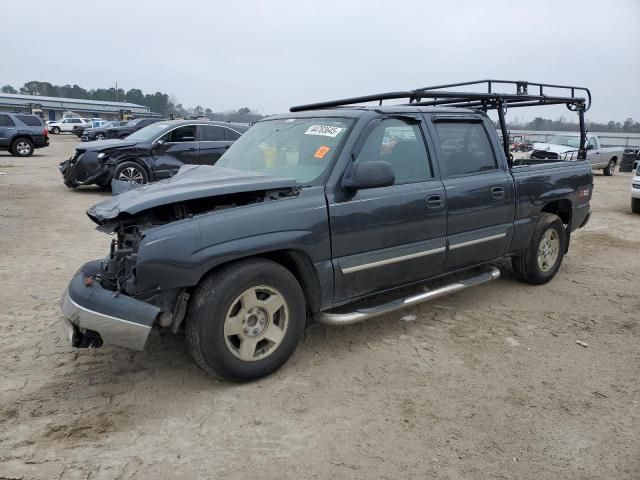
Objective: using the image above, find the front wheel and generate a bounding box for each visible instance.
[113,161,148,185]
[512,213,566,285]
[95,133,106,140]
[186,259,306,381]
[51,126,60,134]
[603,160,616,176]
[632,198,640,214]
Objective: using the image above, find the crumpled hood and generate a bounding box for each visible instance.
[77,139,138,151]
[532,142,578,154]
[86,165,297,224]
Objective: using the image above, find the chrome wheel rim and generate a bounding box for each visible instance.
[16,142,31,155]
[223,285,289,362]
[118,167,144,184]
[96,133,105,140]
[537,228,560,272]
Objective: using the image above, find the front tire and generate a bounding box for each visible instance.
[632,198,640,214]
[95,133,106,140]
[186,259,306,382]
[11,138,34,157]
[603,160,616,176]
[113,161,148,185]
[51,126,60,134]
[512,213,566,285]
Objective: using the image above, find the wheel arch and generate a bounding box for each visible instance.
[114,157,153,180]
[541,199,572,252]
[196,249,322,315]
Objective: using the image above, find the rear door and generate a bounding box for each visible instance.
[329,116,447,303]
[586,136,605,168]
[152,124,199,179]
[197,125,233,165]
[0,114,16,147]
[427,115,514,271]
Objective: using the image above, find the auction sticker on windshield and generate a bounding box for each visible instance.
[305,125,343,137]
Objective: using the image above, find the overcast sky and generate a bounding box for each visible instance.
[2,0,639,122]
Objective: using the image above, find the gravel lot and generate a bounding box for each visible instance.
[1,135,638,480]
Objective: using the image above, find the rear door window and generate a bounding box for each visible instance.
[16,115,43,126]
[224,128,241,141]
[199,125,225,141]
[0,115,15,127]
[432,121,497,177]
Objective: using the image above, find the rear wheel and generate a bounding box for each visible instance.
[512,213,566,284]
[11,138,34,157]
[603,159,616,176]
[113,161,148,185]
[186,259,306,381]
[632,198,640,214]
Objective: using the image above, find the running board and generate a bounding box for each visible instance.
[315,266,500,326]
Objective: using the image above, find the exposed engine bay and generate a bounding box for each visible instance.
[96,188,299,296]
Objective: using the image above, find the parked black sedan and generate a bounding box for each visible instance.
[81,117,161,141]
[59,120,248,188]
[78,120,128,141]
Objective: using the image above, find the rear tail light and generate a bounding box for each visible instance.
[44,128,48,136]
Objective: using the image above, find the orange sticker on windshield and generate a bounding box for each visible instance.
[314,146,331,159]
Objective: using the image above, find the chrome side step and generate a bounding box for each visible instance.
[315,266,500,326]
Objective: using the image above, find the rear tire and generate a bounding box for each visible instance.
[603,159,616,176]
[11,138,34,157]
[632,198,640,214]
[512,213,566,285]
[186,259,306,381]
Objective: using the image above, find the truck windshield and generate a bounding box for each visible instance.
[216,118,353,184]
[546,135,580,148]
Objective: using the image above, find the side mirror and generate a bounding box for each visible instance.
[155,139,166,148]
[343,161,395,190]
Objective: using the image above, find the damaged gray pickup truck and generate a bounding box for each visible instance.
[61,80,594,381]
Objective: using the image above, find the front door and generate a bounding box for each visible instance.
[428,116,514,271]
[328,116,447,303]
[152,125,199,179]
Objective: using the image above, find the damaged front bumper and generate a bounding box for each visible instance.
[59,154,112,188]
[60,261,161,350]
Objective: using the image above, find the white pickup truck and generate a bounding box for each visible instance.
[530,134,624,176]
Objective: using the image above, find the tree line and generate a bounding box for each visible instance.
[0,81,264,123]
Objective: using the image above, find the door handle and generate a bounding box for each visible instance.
[425,194,444,210]
[490,187,505,200]
[188,147,197,152]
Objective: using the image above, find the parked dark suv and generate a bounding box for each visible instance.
[0,112,49,157]
[59,120,248,188]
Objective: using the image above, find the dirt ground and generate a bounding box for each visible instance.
[1,135,638,480]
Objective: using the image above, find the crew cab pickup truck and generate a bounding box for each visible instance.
[60,80,594,381]
[531,134,624,176]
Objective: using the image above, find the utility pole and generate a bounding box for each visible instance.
[115,81,118,103]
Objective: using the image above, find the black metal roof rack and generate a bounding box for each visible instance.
[289,80,591,163]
